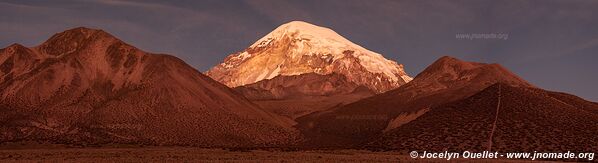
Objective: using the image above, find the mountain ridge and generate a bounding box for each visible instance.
[0,27,299,147]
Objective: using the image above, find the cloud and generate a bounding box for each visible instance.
[0,1,53,10]
[559,38,598,56]
[87,0,196,14]
[91,0,163,8]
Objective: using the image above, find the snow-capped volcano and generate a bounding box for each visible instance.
[207,21,412,93]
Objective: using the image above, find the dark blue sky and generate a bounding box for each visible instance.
[1,0,597,101]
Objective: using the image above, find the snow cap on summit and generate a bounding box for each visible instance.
[207,21,412,93]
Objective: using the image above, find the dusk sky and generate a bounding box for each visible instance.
[1,0,597,101]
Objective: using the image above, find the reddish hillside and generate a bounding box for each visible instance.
[0,27,298,147]
[367,83,598,152]
[296,56,534,147]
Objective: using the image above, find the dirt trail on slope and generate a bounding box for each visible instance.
[487,84,501,151]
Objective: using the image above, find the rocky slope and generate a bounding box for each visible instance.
[0,27,299,147]
[234,73,374,119]
[206,21,412,93]
[234,73,373,100]
[368,83,598,153]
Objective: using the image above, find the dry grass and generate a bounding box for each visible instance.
[0,147,534,162]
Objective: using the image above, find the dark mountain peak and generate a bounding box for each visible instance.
[437,55,458,62]
[2,43,26,50]
[413,56,531,87]
[38,27,119,56]
[434,56,471,65]
[429,56,511,73]
[1,43,29,54]
[65,26,102,33]
[421,56,482,75]
[47,27,111,42]
[5,43,26,49]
